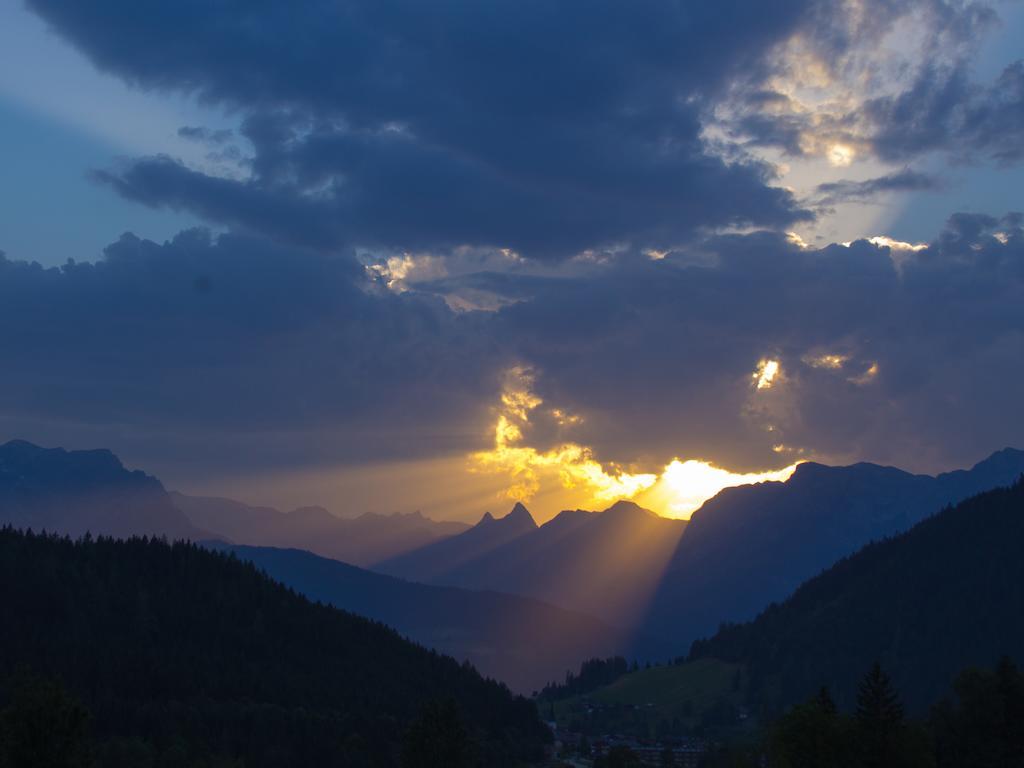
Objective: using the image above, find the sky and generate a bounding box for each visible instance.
[0,0,1022,522]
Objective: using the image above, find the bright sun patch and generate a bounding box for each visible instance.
[753,359,781,390]
[827,143,855,166]
[641,459,800,519]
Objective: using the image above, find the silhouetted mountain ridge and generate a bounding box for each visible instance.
[206,541,669,693]
[0,439,202,540]
[378,501,539,581]
[0,527,547,766]
[689,478,1024,713]
[171,491,470,566]
[377,499,687,627]
[642,447,1024,647]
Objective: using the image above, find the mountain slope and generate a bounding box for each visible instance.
[0,527,547,766]
[689,478,1024,713]
[0,439,203,540]
[173,491,469,566]
[211,542,666,693]
[378,500,687,627]
[378,501,539,582]
[642,448,1024,646]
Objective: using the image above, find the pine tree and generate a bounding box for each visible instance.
[994,656,1024,768]
[769,686,850,768]
[400,698,473,768]
[856,662,905,768]
[815,686,837,716]
[578,734,591,757]
[0,674,93,768]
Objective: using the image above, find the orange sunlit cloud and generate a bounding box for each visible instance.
[753,358,781,389]
[469,367,657,503]
[470,367,801,517]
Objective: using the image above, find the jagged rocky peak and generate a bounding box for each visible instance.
[503,501,538,528]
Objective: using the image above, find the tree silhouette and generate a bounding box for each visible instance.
[578,734,591,757]
[0,528,548,767]
[815,686,838,717]
[931,656,1024,768]
[769,685,851,768]
[595,745,642,768]
[855,662,926,768]
[400,699,472,768]
[0,673,93,768]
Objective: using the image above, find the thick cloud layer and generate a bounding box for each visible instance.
[23,0,851,258]
[8,0,1023,498]
[2,214,1020,482]
[866,59,1024,165]
[0,231,503,471]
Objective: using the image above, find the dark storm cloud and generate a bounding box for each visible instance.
[813,169,942,206]
[26,0,820,258]
[0,230,503,471]
[10,0,1024,482]
[2,214,1020,478]
[866,60,1024,165]
[91,157,345,251]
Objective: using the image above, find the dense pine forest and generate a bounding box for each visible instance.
[690,479,1024,713]
[538,656,631,701]
[699,659,1024,767]
[0,528,548,767]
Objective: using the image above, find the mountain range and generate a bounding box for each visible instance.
[209,542,667,693]
[0,439,204,540]
[172,491,469,566]
[641,448,1024,647]
[689,478,1024,713]
[3,436,1023,700]
[378,499,688,627]
[0,439,655,693]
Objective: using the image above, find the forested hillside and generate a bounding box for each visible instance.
[212,542,663,693]
[644,448,1024,647]
[0,528,548,767]
[690,479,1024,713]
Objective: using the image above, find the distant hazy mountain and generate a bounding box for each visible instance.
[0,439,202,540]
[643,448,1024,648]
[690,478,1024,713]
[172,492,469,566]
[210,542,667,693]
[377,500,687,627]
[378,501,540,581]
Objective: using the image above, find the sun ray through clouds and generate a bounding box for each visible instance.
[471,367,802,517]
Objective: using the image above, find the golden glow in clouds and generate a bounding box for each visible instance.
[827,143,855,167]
[471,367,802,518]
[470,368,657,503]
[640,459,800,519]
[753,359,781,389]
[805,353,848,370]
